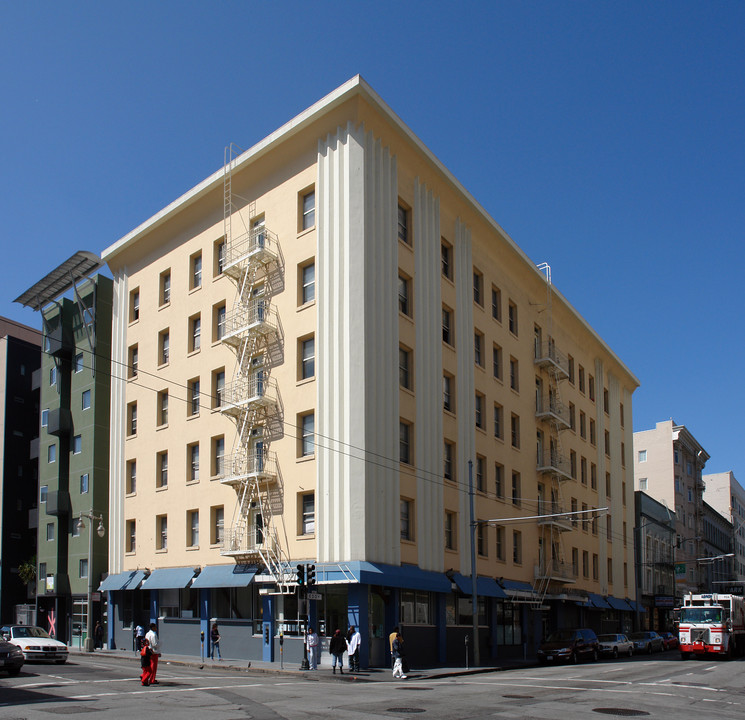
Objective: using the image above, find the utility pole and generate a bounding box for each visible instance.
[469,459,479,667]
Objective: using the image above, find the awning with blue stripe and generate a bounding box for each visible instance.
[452,573,508,598]
[191,564,258,588]
[98,570,148,592]
[141,567,197,590]
[627,600,647,613]
[606,595,632,611]
[588,593,612,609]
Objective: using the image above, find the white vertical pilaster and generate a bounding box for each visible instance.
[414,179,443,572]
[317,123,398,564]
[454,219,475,573]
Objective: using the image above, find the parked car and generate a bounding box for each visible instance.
[628,631,664,654]
[659,632,679,650]
[537,628,599,664]
[0,625,68,663]
[0,639,25,675]
[597,633,634,658]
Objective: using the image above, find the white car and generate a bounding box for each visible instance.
[597,633,634,658]
[0,625,68,663]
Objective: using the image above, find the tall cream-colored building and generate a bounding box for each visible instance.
[100,76,639,666]
[633,420,710,599]
[703,471,745,585]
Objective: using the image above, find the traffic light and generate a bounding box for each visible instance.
[306,564,316,588]
[296,563,305,587]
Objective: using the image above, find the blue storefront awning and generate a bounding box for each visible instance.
[141,567,197,590]
[607,596,632,611]
[99,570,148,592]
[627,600,647,613]
[588,593,612,609]
[452,573,508,598]
[191,564,258,589]
[360,563,452,593]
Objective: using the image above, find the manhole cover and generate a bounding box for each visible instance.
[386,709,426,714]
[503,694,535,699]
[593,710,649,717]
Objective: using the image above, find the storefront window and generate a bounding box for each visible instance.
[496,601,522,645]
[400,590,434,624]
[211,586,256,622]
[445,594,486,625]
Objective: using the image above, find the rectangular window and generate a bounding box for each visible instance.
[509,356,519,391]
[80,558,89,579]
[580,411,586,439]
[475,394,484,429]
[190,314,201,352]
[511,472,521,506]
[399,421,412,465]
[510,413,520,449]
[301,189,315,230]
[496,526,505,561]
[212,435,225,477]
[215,239,226,276]
[215,303,226,341]
[49,366,57,386]
[128,344,138,378]
[443,373,454,412]
[127,402,137,436]
[591,463,597,491]
[474,331,484,367]
[301,412,315,456]
[620,403,625,427]
[400,499,413,540]
[159,329,170,365]
[46,522,55,541]
[605,430,610,456]
[569,402,576,431]
[160,270,171,305]
[188,510,199,547]
[477,521,487,556]
[441,241,452,279]
[41,409,49,427]
[445,511,456,551]
[570,450,577,479]
[583,550,589,577]
[495,463,504,499]
[129,288,140,322]
[513,530,522,564]
[80,473,89,494]
[188,378,200,416]
[603,387,609,414]
[398,275,411,316]
[212,506,225,545]
[578,365,585,393]
[493,344,502,380]
[473,270,483,305]
[399,346,412,389]
[638,449,647,463]
[572,548,579,576]
[82,389,91,410]
[156,451,168,488]
[302,493,315,535]
[588,374,595,401]
[476,455,485,492]
[190,252,202,290]
[301,262,315,304]
[590,419,596,445]
[188,444,199,482]
[491,286,502,322]
[301,336,315,380]
[157,515,168,550]
[493,403,503,439]
[592,553,599,580]
[40,485,48,503]
[444,440,455,481]
[126,460,136,494]
[157,390,168,426]
[639,477,648,490]
[567,355,575,384]
[209,368,224,409]
[508,300,518,335]
[74,353,84,373]
[126,520,136,553]
[442,307,452,345]
[398,204,410,245]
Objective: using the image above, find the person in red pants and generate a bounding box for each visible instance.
[145,623,161,684]
[140,639,153,686]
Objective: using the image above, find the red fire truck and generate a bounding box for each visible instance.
[678,593,745,659]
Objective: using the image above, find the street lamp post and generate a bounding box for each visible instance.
[78,510,105,652]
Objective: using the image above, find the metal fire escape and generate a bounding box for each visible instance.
[219,143,291,591]
[533,263,575,602]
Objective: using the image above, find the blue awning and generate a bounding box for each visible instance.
[359,563,452,593]
[627,600,647,613]
[607,596,632,611]
[99,570,147,592]
[191,564,258,588]
[141,567,197,590]
[500,579,534,592]
[451,573,508,598]
[588,593,612,609]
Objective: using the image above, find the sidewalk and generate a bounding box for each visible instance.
[70,647,533,682]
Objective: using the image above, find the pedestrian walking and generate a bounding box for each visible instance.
[94,621,104,650]
[346,625,361,672]
[140,638,154,686]
[389,625,399,668]
[306,626,320,670]
[145,623,161,684]
[134,623,145,652]
[329,628,346,674]
[391,632,407,679]
[210,623,222,660]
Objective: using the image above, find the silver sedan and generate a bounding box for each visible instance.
[597,633,634,658]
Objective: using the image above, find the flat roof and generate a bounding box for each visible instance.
[14,251,103,311]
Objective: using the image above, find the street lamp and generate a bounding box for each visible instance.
[78,510,105,652]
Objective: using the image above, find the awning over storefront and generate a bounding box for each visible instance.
[361,563,452,593]
[606,596,632,611]
[141,567,197,590]
[451,573,509,598]
[627,600,647,613]
[588,593,612,609]
[499,579,537,600]
[191,564,258,588]
[98,570,148,592]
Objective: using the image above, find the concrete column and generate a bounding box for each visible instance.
[347,584,369,668]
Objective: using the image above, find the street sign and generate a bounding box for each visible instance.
[307,592,322,601]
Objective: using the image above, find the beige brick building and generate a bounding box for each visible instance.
[100,76,639,666]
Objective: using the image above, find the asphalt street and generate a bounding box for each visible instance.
[1,652,743,719]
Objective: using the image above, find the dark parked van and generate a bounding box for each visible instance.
[537,628,599,664]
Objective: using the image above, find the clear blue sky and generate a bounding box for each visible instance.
[1,1,743,480]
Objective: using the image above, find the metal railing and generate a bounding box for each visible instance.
[535,395,571,427]
[224,225,279,273]
[221,450,278,483]
[534,341,570,377]
[536,450,573,479]
[221,375,279,410]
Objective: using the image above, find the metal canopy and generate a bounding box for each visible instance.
[14,251,103,310]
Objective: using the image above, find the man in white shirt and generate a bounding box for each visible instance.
[145,623,161,683]
[346,625,361,672]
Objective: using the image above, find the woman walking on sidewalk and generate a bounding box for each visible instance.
[329,629,346,674]
[391,633,407,679]
[210,623,222,660]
